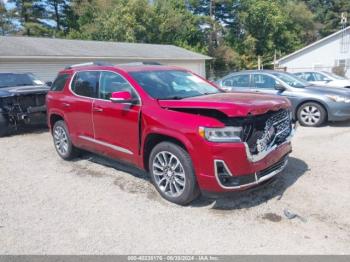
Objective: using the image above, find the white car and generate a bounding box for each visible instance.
[294,71,350,89]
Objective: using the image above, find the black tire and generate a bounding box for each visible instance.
[297,102,327,127]
[149,142,200,205]
[0,113,10,137]
[52,120,80,160]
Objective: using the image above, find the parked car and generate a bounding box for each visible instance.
[294,71,350,88]
[216,70,350,127]
[0,72,50,136]
[47,62,295,205]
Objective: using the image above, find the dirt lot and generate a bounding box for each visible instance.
[0,122,350,255]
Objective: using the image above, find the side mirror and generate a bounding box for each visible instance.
[110,91,134,103]
[46,81,53,87]
[275,82,285,91]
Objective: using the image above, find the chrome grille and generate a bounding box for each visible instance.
[245,109,292,155]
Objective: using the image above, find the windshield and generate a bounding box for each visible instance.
[130,70,221,99]
[0,73,44,88]
[322,71,347,80]
[271,72,310,88]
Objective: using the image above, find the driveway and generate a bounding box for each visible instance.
[0,122,349,254]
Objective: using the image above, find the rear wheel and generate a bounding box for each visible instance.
[149,142,200,205]
[52,120,80,160]
[297,102,326,127]
[0,113,10,137]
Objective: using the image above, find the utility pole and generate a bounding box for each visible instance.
[209,0,215,79]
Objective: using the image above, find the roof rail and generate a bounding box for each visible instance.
[65,61,114,69]
[117,61,162,66]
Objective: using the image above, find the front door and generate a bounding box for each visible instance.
[92,71,141,164]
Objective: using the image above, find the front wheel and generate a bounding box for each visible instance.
[297,102,326,127]
[149,142,200,205]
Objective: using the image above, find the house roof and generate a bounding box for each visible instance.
[0,36,211,60]
[276,26,350,64]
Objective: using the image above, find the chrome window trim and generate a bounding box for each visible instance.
[214,157,288,190]
[79,135,133,155]
[68,70,142,105]
[69,70,100,100]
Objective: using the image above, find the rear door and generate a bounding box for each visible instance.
[65,71,99,145]
[92,71,141,164]
[220,74,252,92]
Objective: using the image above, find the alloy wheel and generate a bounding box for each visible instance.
[152,151,186,198]
[300,105,321,125]
[53,126,69,156]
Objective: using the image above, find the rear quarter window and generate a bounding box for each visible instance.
[51,74,70,92]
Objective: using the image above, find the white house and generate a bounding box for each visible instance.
[0,36,211,81]
[276,26,350,77]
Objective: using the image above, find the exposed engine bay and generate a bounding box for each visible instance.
[0,93,47,129]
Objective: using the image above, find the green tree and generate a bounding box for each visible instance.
[44,0,70,33]
[0,1,16,35]
[305,0,350,36]
[67,0,207,53]
[10,0,48,35]
[224,0,316,69]
[67,0,156,42]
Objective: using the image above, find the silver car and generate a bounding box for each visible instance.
[216,70,350,127]
[294,71,350,89]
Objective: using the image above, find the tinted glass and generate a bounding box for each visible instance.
[0,73,44,88]
[130,70,220,100]
[71,71,99,98]
[223,75,250,88]
[323,71,346,80]
[271,72,309,88]
[313,72,328,81]
[99,71,137,100]
[252,74,277,89]
[51,74,70,92]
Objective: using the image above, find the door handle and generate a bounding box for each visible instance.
[93,107,104,112]
[62,102,70,107]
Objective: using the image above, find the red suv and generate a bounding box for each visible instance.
[47,62,295,205]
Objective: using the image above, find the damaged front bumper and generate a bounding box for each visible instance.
[195,123,296,193]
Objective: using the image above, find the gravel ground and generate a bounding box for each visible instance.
[0,122,350,255]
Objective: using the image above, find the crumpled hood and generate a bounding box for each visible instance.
[0,85,49,97]
[158,92,291,117]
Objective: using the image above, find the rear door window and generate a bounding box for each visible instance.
[222,74,250,88]
[313,72,328,81]
[51,74,70,92]
[71,71,99,98]
[303,72,315,81]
